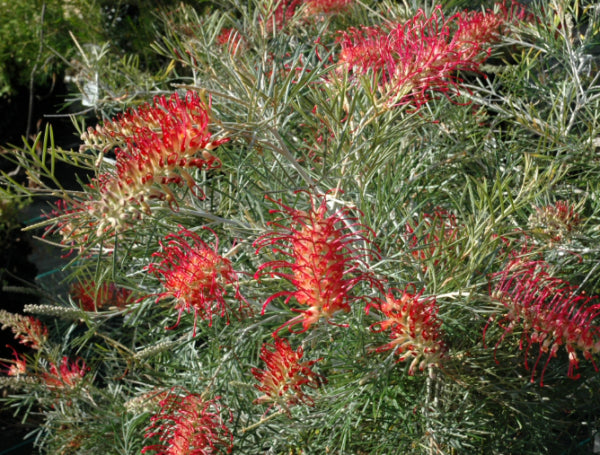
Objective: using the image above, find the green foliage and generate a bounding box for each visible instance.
[3,0,600,454]
[0,0,101,96]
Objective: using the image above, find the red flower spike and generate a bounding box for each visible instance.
[70,281,133,311]
[254,191,382,335]
[147,227,245,336]
[368,286,446,375]
[41,356,88,390]
[251,337,322,415]
[336,6,506,109]
[486,250,600,386]
[142,391,233,455]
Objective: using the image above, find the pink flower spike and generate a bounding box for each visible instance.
[251,337,322,415]
[254,191,382,335]
[142,391,233,455]
[147,227,246,336]
[368,286,446,375]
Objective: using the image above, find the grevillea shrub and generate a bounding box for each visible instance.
[3,0,600,453]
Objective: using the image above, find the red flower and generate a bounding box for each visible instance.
[41,356,88,390]
[147,227,245,335]
[1,346,27,377]
[336,6,502,108]
[251,337,321,414]
[368,286,445,375]
[70,281,132,311]
[74,90,229,242]
[486,250,600,385]
[254,191,381,335]
[142,391,233,455]
[45,91,230,254]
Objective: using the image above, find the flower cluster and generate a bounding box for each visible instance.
[368,286,446,375]
[254,192,380,335]
[528,200,581,242]
[142,391,233,455]
[336,5,510,108]
[70,280,133,311]
[41,356,88,390]
[487,251,600,385]
[147,227,245,335]
[252,337,321,414]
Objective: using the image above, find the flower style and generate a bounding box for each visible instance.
[486,251,600,385]
[404,208,460,270]
[70,280,132,311]
[254,191,381,335]
[252,337,321,414]
[147,227,245,335]
[142,391,233,455]
[528,200,581,242]
[0,310,48,350]
[1,346,27,377]
[41,356,88,390]
[368,286,445,375]
[336,6,503,108]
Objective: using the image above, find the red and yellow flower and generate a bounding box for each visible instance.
[254,191,381,335]
[252,337,321,414]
